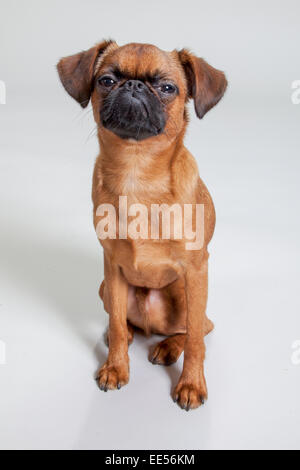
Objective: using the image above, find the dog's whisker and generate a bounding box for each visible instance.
[73,105,93,123]
[85,125,98,143]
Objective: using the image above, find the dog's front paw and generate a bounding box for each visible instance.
[96,361,129,391]
[172,380,207,411]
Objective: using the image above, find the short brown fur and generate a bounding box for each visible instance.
[57,40,227,410]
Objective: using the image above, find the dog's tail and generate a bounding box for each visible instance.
[135,287,151,337]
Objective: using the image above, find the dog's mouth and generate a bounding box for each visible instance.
[100,88,166,141]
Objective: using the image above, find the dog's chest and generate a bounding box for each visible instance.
[103,238,182,289]
[127,252,181,289]
[117,167,170,196]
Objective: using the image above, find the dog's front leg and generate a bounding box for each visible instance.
[173,253,209,410]
[97,253,129,391]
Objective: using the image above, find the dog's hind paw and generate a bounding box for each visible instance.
[149,334,185,366]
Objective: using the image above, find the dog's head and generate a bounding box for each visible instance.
[57,40,227,142]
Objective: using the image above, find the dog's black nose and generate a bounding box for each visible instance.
[125,80,146,93]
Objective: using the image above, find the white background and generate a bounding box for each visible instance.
[0,0,300,450]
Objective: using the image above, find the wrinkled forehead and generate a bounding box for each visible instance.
[97,43,183,82]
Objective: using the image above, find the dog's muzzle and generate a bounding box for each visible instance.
[101,80,166,141]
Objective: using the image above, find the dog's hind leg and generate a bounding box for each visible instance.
[204,316,214,335]
[149,315,214,366]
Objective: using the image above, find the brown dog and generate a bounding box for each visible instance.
[57,40,227,410]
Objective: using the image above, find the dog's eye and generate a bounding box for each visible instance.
[99,76,116,87]
[160,84,176,94]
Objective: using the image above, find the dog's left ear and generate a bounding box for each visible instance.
[57,40,115,108]
[178,49,228,119]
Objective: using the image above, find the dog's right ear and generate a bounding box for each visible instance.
[57,40,116,108]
